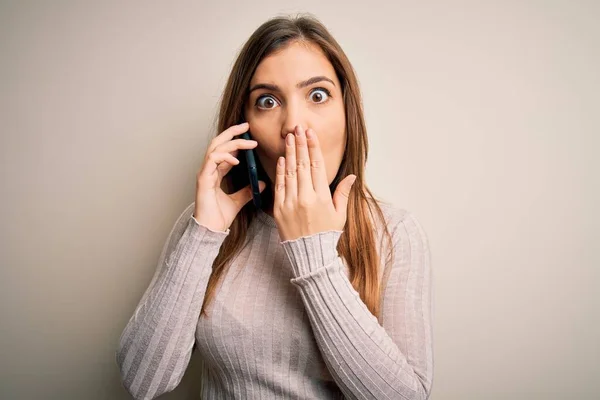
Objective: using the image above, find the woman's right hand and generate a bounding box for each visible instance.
[193,122,266,232]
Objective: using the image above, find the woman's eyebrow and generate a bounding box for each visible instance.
[248,76,335,94]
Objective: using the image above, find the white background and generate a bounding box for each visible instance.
[1,1,598,398]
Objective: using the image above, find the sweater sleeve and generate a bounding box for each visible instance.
[116,206,229,400]
[281,211,434,400]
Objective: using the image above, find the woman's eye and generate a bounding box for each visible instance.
[256,95,279,110]
[310,88,331,104]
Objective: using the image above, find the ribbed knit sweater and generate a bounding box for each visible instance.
[116,200,433,399]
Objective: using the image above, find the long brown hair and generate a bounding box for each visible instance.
[199,14,393,321]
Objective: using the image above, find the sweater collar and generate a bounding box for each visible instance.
[256,208,277,228]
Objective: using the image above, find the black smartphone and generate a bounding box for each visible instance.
[238,120,262,209]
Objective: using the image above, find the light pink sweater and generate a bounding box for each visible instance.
[116,200,434,399]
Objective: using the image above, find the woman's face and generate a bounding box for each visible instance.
[244,41,347,190]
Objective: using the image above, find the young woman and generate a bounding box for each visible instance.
[117,14,433,400]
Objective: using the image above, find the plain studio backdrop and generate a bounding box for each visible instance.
[0,1,598,399]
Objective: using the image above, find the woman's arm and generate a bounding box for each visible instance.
[281,210,434,400]
[116,203,229,400]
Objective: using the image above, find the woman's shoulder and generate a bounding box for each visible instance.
[367,197,429,246]
[368,197,410,230]
[365,199,431,280]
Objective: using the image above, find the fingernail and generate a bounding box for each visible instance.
[287,133,294,145]
[306,129,313,139]
[278,157,284,166]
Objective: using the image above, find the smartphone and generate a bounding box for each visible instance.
[239,121,262,209]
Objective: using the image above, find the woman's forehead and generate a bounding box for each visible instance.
[250,42,337,87]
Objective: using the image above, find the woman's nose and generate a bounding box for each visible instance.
[281,124,302,140]
[281,106,307,139]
